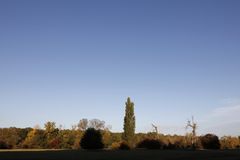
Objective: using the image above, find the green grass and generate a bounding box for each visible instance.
[0,149,240,160]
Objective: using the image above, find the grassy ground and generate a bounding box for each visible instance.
[0,149,240,160]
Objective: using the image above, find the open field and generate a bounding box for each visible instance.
[0,149,240,160]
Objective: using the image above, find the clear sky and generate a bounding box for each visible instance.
[0,0,240,136]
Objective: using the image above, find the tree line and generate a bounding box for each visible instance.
[0,97,240,150]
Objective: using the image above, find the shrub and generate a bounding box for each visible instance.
[110,141,130,150]
[136,139,164,149]
[80,128,104,149]
[49,137,61,149]
[200,134,220,149]
[220,136,240,149]
[0,140,9,149]
[110,142,121,150]
[166,141,185,150]
[118,142,131,150]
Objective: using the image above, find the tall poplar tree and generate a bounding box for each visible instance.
[123,97,135,145]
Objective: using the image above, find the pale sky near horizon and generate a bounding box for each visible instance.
[1,0,240,136]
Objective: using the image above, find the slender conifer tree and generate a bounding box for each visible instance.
[123,97,135,146]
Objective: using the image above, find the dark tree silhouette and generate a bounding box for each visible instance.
[200,134,220,149]
[80,128,104,149]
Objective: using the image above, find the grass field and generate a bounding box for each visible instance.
[0,149,240,160]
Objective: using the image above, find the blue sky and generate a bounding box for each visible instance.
[0,0,240,136]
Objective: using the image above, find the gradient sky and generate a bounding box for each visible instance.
[1,0,240,136]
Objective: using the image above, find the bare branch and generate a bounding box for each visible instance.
[152,123,158,134]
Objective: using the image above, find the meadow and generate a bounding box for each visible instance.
[0,149,240,160]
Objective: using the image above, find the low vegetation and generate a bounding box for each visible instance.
[136,139,165,149]
[1,124,239,150]
[0,98,240,151]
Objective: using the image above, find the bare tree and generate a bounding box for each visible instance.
[151,123,160,139]
[186,116,197,148]
[78,119,88,131]
[89,119,105,130]
[152,124,159,134]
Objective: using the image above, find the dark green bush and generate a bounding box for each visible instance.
[136,139,164,149]
[80,128,104,149]
[200,134,220,149]
[0,140,9,149]
[118,142,130,150]
[166,141,185,150]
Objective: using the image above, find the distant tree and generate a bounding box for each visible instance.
[22,128,46,148]
[48,137,62,149]
[77,119,88,131]
[77,118,106,131]
[89,119,105,130]
[76,118,108,149]
[102,128,112,148]
[122,97,135,146]
[152,124,159,134]
[186,116,197,148]
[44,121,59,148]
[111,132,122,143]
[0,127,20,149]
[16,128,32,147]
[72,131,83,149]
[62,126,83,149]
[58,130,72,149]
[44,122,56,135]
[220,136,240,149]
[200,134,220,149]
[145,132,161,140]
[80,128,104,149]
